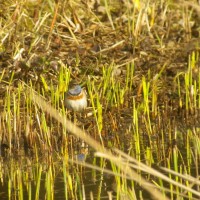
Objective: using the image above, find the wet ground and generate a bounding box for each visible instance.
[1,1,200,199]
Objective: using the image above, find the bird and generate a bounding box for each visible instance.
[64,84,87,112]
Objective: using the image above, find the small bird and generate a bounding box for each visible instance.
[64,84,87,112]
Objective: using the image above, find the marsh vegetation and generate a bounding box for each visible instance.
[0,0,200,199]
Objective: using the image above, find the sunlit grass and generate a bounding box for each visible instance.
[1,0,200,199]
[175,50,200,115]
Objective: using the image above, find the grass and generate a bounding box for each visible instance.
[0,0,200,199]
